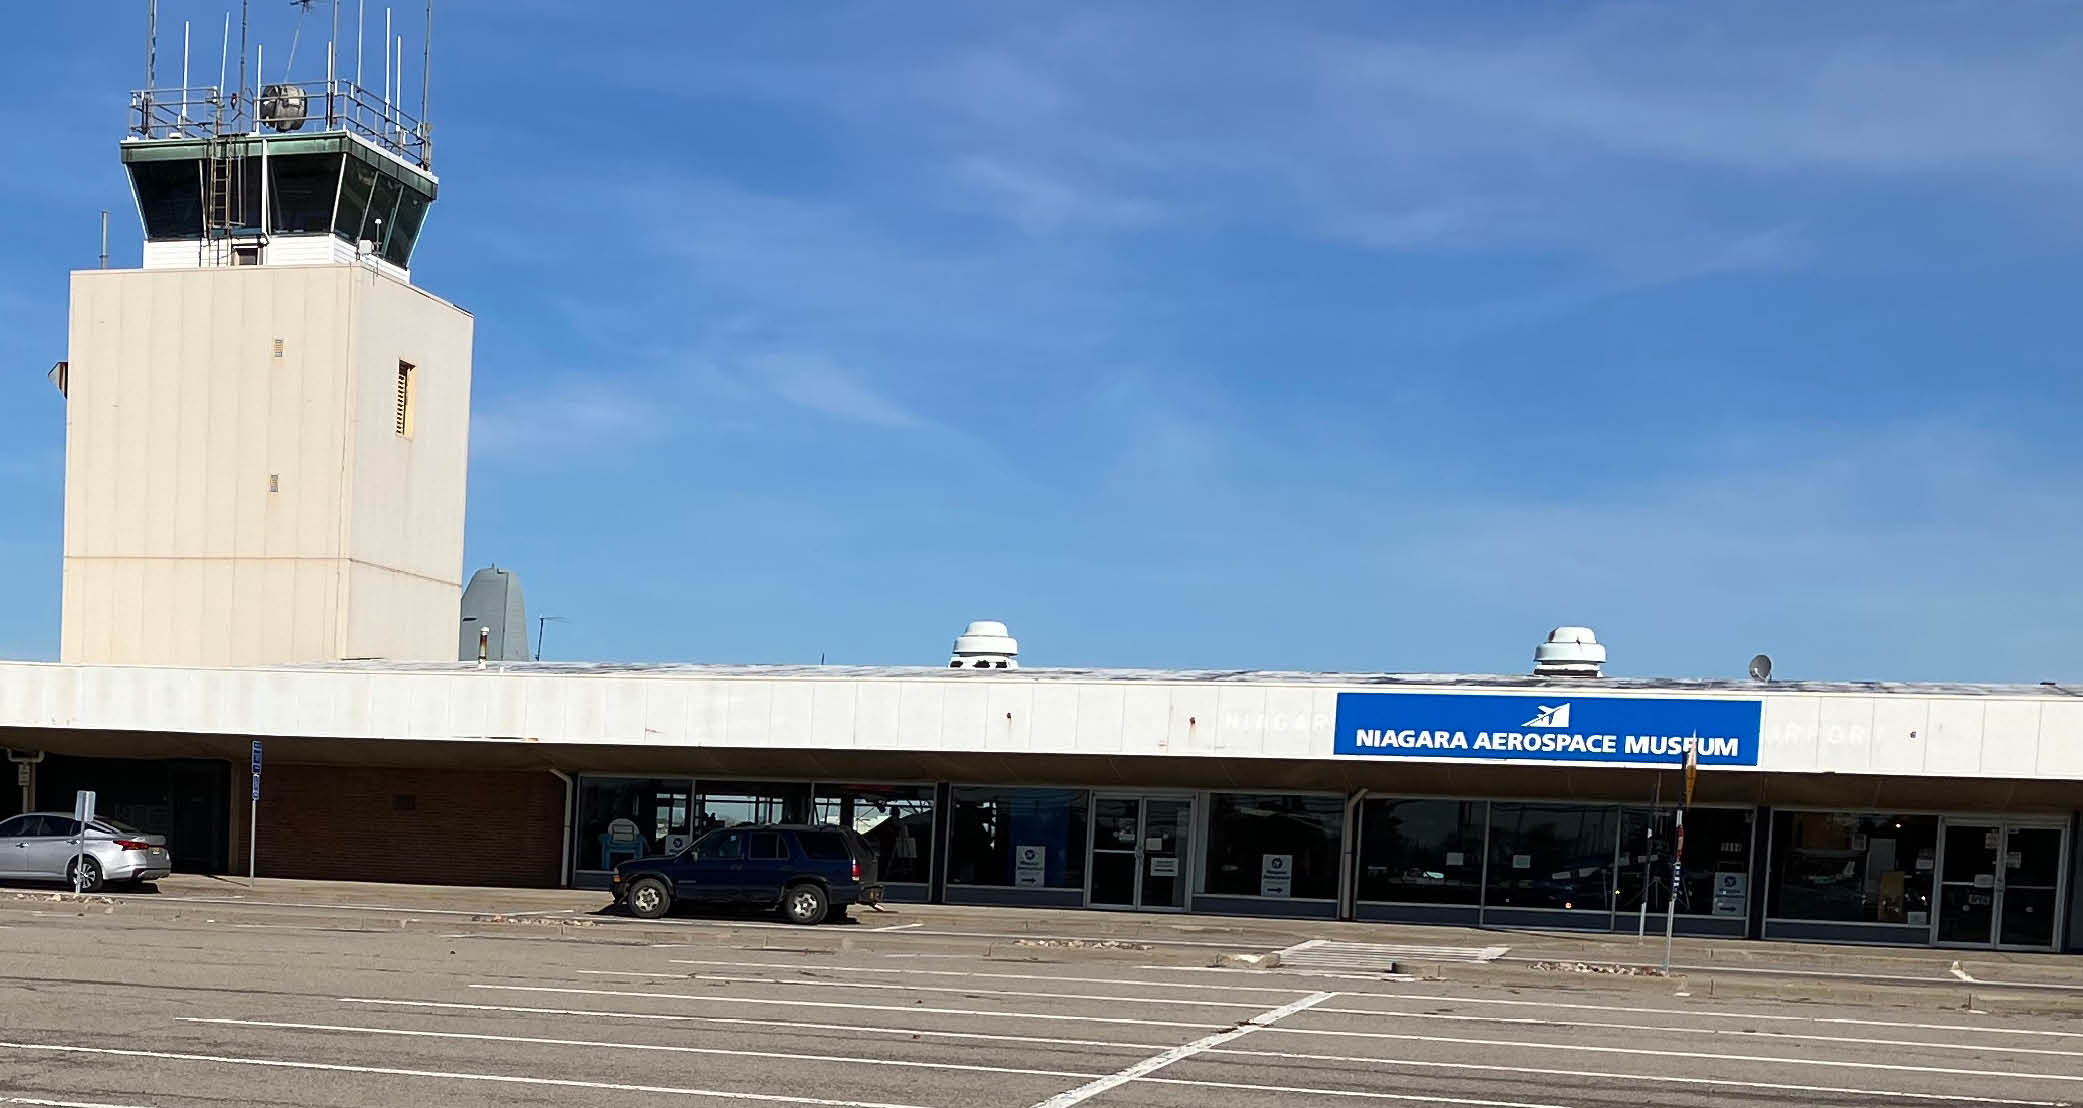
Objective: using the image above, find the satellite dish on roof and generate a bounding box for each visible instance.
[259,84,309,132]
[1748,653,1773,683]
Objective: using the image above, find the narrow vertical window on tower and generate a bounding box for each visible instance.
[395,362,415,437]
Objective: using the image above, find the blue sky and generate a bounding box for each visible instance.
[3,1,2080,681]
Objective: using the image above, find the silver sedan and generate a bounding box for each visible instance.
[0,813,172,891]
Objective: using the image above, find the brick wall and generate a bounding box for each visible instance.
[243,766,564,887]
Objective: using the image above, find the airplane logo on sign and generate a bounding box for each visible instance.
[1524,703,1571,729]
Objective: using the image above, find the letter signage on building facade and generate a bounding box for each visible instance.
[1333,692,1761,766]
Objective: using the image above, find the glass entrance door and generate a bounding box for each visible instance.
[1999,826,2064,950]
[1936,820,2067,950]
[1936,823,1998,945]
[1087,795,1193,911]
[1089,797,1141,907]
[1141,798,1191,910]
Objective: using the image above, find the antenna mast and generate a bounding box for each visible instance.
[236,0,248,116]
[145,1,157,96]
[420,1,431,137]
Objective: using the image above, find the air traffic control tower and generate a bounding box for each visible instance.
[59,26,472,665]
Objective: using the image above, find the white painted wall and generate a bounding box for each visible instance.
[60,264,471,665]
[1,662,2078,781]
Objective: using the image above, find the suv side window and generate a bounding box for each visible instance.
[696,831,745,861]
[797,831,850,861]
[748,831,785,861]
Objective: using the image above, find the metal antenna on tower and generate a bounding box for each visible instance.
[420,1,431,137]
[285,0,317,80]
[236,0,249,114]
[145,1,157,97]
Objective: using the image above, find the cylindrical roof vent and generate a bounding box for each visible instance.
[951,620,1019,669]
[1533,626,1606,677]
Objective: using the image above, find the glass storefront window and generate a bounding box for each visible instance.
[1203,793,1344,900]
[947,787,1088,889]
[1615,807,1753,918]
[1356,798,1485,905]
[1770,811,1938,924]
[1486,803,1620,912]
[575,777,691,871]
[695,780,811,836]
[815,784,935,885]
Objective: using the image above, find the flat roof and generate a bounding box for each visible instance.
[259,659,2080,698]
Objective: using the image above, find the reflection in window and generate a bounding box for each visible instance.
[1486,803,1620,912]
[1769,811,1937,924]
[267,153,343,234]
[815,784,934,884]
[384,187,429,266]
[947,787,1088,889]
[695,780,811,835]
[1203,793,1344,900]
[1356,798,1485,905]
[129,160,205,239]
[574,777,691,871]
[1615,807,1753,917]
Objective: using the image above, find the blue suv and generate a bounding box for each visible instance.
[612,824,884,925]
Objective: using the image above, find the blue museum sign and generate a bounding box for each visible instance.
[1333,692,1761,766]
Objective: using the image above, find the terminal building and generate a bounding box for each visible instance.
[3,26,2079,955]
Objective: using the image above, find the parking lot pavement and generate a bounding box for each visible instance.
[1,901,2081,1108]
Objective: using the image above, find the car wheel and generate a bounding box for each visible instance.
[625,878,671,919]
[66,856,104,894]
[782,882,829,925]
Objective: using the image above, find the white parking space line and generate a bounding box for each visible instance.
[1306,1004,2083,1058]
[470,984,1224,1029]
[1203,1045,2069,1107]
[151,897,492,917]
[182,1018,1103,1080]
[665,958,1319,995]
[1142,1075,1595,1107]
[872,923,922,932]
[3,1099,158,1108]
[0,1041,932,1108]
[340,998,1167,1051]
[1328,991,2083,1039]
[1029,991,1336,1108]
[577,969,1278,1009]
[1255,1025,2083,1084]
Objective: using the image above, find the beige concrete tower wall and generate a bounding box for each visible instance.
[343,273,474,660]
[61,265,472,665]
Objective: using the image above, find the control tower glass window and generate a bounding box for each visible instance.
[129,160,205,240]
[268,153,344,235]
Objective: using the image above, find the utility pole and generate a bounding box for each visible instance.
[1663,736,1700,972]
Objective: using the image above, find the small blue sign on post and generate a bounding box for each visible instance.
[247,741,262,887]
[1333,692,1762,766]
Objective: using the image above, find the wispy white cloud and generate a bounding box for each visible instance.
[756,353,925,430]
[471,376,665,464]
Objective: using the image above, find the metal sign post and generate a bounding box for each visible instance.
[1663,736,1700,972]
[248,740,262,888]
[72,790,97,895]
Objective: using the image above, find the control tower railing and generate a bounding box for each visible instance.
[129,79,431,171]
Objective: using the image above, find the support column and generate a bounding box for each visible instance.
[929,781,952,904]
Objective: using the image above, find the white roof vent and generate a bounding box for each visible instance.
[1534,626,1606,677]
[951,620,1019,669]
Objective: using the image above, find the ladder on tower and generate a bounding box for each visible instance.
[204,136,245,254]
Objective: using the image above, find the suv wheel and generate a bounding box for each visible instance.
[782,882,829,925]
[625,877,671,919]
